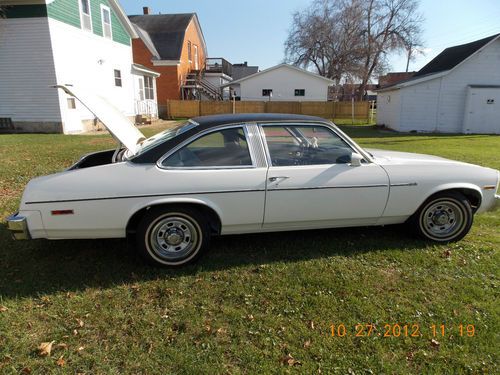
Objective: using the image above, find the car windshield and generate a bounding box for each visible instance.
[133,120,199,156]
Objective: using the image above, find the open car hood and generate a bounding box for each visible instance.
[56,85,146,154]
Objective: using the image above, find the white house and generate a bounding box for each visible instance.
[0,0,159,133]
[224,64,335,101]
[378,34,500,134]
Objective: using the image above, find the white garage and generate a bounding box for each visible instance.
[378,34,500,134]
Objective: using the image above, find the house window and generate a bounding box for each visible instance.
[138,78,144,100]
[114,69,122,87]
[144,76,154,100]
[101,5,112,39]
[80,0,92,31]
[262,89,273,97]
[294,89,305,97]
[187,41,192,61]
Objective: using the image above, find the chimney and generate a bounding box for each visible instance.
[143,7,151,15]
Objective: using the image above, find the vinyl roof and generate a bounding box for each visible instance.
[191,113,327,127]
[128,14,195,60]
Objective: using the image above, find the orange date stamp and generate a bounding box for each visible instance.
[330,323,476,338]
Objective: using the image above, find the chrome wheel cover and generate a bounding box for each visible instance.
[146,214,201,262]
[420,199,466,241]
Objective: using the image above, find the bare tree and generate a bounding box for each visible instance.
[355,0,424,98]
[284,0,363,85]
[285,0,424,99]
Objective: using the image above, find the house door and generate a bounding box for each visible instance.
[261,124,389,229]
[194,45,199,70]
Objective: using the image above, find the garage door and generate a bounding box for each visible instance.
[463,86,500,134]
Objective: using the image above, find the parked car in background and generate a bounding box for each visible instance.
[7,86,499,267]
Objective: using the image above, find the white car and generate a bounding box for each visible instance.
[7,86,499,267]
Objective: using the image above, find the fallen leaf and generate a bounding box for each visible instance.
[204,325,212,333]
[430,339,440,349]
[309,320,315,330]
[303,340,312,349]
[73,329,78,336]
[442,249,452,258]
[281,354,302,367]
[21,368,32,374]
[0,306,8,312]
[216,327,227,335]
[76,346,85,353]
[247,314,255,321]
[56,355,65,367]
[76,318,84,328]
[38,341,55,357]
[56,343,68,350]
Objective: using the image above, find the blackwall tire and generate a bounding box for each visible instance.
[409,191,473,243]
[136,206,210,267]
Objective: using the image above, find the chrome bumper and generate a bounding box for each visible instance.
[492,194,500,212]
[6,213,30,240]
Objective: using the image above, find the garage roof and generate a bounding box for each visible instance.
[378,33,500,92]
[414,34,500,77]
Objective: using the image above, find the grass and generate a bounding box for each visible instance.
[0,124,499,374]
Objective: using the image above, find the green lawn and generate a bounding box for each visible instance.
[0,125,498,374]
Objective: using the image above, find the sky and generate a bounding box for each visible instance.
[121,0,500,77]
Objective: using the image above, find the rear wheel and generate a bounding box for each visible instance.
[136,207,210,266]
[410,191,473,242]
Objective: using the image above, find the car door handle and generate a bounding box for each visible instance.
[268,176,290,182]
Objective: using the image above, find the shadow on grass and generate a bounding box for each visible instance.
[0,223,430,298]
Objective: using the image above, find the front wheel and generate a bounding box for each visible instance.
[409,191,473,243]
[136,206,210,267]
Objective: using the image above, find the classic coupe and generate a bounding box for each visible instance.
[7,86,499,266]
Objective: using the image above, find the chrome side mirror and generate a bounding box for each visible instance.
[350,153,363,167]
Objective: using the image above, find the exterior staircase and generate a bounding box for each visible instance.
[181,71,223,101]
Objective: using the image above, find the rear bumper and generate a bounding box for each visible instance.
[6,212,30,240]
[491,194,500,212]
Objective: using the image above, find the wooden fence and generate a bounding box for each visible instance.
[165,100,370,120]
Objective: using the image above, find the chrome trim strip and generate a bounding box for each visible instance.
[25,184,388,205]
[390,182,418,187]
[156,124,257,170]
[25,189,267,205]
[268,184,389,191]
[246,123,268,168]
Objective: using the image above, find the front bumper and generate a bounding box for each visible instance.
[6,212,30,240]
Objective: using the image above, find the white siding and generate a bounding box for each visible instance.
[0,18,61,123]
[437,38,500,133]
[237,66,332,101]
[48,18,135,133]
[377,90,401,131]
[379,38,500,133]
[399,78,441,132]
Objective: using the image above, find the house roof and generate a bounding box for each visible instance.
[128,13,206,61]
[378,33,500,92]
[222,63,335,87]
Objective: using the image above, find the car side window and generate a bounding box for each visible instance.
[262,125,353,166]
[162,127,253,168]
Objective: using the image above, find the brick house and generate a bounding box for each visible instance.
[129,8,207,113]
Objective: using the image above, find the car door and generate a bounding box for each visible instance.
[157,124,268,234]
[260,123,389,229]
